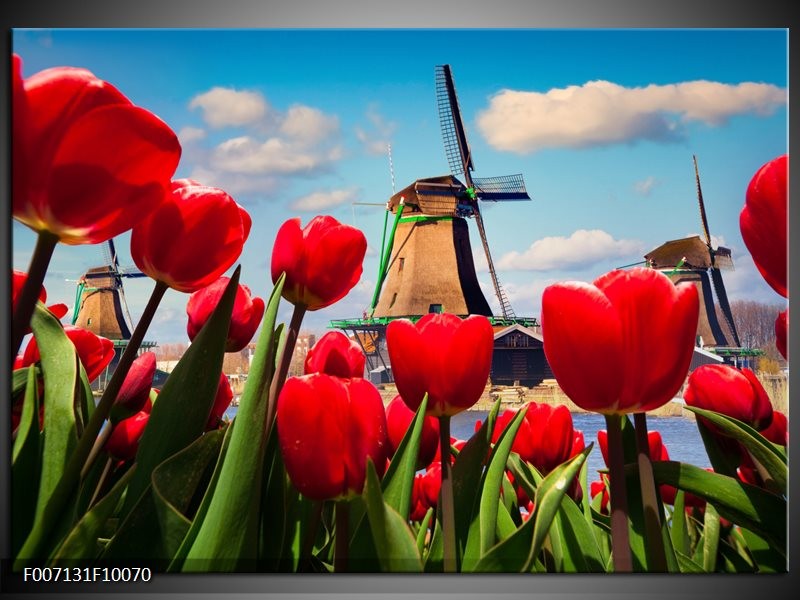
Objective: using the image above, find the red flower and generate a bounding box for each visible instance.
[385,394,440,470]
[12,54,181,245]
[775,309,788,360]
[740,154,788,298]
[131,179,251,293]
[541,267,698,414]
[12,269,69,326]
[386,313,494,417]
[206,373,234,430]
[271,215,367,311]
[186,276,265,352]
[277,373,389,501]
[590,478,610,515]
[492,402,576,476]
[304,331,365,378]
[21,325,115,383]
[683,364,773,431]
[110,351,155,423]
[759,409,787,446]
[106,410,150,461]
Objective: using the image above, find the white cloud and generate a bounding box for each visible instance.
[497,229,645,271]
[477,80,786,154]
[189,87,269,128]
[290,187,360,211]
[209,135,343,177]
[634,176,659,196]
[355,104,397,156]
[280,105,339,145]
[178,126,206,144]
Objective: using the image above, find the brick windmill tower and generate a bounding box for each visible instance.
[333,65,538,380]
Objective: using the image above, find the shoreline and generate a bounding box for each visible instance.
[376,382,696,419]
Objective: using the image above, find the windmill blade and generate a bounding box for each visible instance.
[473,208,515,320]
[436,64,474,187]
[693,155,713,250]
[472,174,531,201]
[710,266,741,347]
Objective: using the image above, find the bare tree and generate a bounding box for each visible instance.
[726,300,786,360]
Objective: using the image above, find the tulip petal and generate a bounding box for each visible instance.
[542,282,624,413]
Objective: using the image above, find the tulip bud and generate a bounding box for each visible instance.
[304,330,365,378]
[187,276,265,352]
[385,394,440,470]
[270,215,367,311]
[109,351,156,424]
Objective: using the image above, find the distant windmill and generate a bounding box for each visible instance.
[644,156,741,348]
[72,237,148,341]
[370,64,531,320]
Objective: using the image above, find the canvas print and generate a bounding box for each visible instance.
[9,28,788,574]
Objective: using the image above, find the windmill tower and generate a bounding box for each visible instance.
[333,65,537,380]
[371,64,530,320]
[644,156,741,350]
[72,238,155,388]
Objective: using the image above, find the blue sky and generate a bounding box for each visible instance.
[12,28,788,345]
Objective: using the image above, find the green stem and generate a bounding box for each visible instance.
[15,280,167,566]
[334,499,349,572]
[438,414,456,573]
[11,231,59,360]
[634,412,668,571]
[266,302,307,435]
[605,413,633,572]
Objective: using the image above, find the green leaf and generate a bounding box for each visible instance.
[451,397,501,556]
[675,550,705,573]
[12,366,42,556]
[686,406,787,494]
[416,508,434,557]
[651,460,786,555]
[182,272,285,571]
[362,460,423,572]
[526,446,591,572]
[381,394,429,517]
[549,490,605,572]
[738,528,786,573]
[48,467,135,565]
[121,267,242,520]
[100,429,225,565]
[30,302,80,523]
[462,405,527,571]
[702,502,721,572]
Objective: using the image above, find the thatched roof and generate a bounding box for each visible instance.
[373,216,491,318]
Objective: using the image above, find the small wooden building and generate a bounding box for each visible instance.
[491,324,553,387]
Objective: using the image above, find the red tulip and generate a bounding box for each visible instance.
[683,364,773,431]
[541,267,698,414]
[277,373,389,501]
[21,325,115,383]
[131,179,251,293]
[109,351,155,423]
[775,309,788,360]
[12,54,181,245]
[105,410,150,461]
[740,154,788,298]
[385,394,440,469]
[759,409,787,446]
[386,313,494,417]
[206,373,234,430]
[410,473,432,522]
[12,269,69,322]
[590,478,610,515]
[187,276,265,352]
[271,215,367,311]
[492,402,576,475]
[304,331,365,378]
[432,437,466,464]
[421,462,443,507]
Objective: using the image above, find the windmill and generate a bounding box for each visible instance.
[72,238,156,388]
[644,155,741,349]
[72,238,147,340]
[369,64,531,321]
[333,64,537,380]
